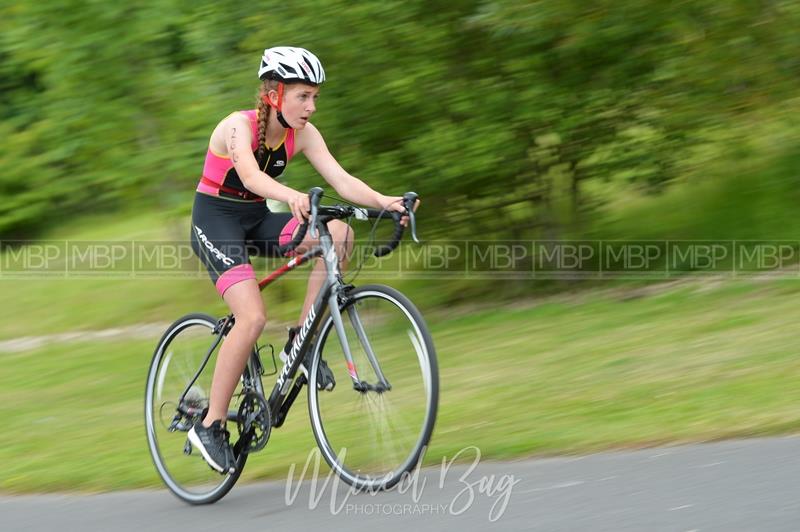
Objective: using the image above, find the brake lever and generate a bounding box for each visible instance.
[403,191,420,244]
[308,187,323,238]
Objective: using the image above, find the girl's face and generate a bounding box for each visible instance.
[270,83,320,129]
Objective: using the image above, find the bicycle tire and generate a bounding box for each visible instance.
[144,313,248,504]
[307,285,439,491]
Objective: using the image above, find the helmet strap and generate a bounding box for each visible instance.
[276,111,291,129]
[261,82,291,129]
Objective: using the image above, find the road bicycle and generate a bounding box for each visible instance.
[144,188,439,504]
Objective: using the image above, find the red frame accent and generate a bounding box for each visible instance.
[257,249,316,290]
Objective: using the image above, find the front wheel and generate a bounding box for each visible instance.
[144,313,248,504]
[308,285,439,491]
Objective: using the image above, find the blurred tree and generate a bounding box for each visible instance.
[0,0,798,248]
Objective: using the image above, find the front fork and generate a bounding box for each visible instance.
[327,287,392,392]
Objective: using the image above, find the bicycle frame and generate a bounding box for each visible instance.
[177,217,386,431]
[262,219,389,426]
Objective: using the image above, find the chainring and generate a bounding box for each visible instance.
[236,392,272,453]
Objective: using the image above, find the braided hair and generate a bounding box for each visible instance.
[256,79,280,162]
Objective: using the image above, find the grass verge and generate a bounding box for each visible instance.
[2,279,799,493]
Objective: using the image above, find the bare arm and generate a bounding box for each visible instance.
[298,122,391,209]
[223,113,310,221]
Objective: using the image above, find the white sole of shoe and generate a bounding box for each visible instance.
[187,426,233,474]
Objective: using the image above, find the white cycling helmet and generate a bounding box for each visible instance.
[258,46,326,85]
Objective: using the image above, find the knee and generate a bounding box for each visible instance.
[330,220,354,246]
[235,311,266,338]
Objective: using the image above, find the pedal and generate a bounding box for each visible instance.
[184,438,192,456]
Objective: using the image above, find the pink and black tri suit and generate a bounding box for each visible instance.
[190,110,301,296]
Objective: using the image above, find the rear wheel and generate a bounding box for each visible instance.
[144,313,249,504]
[308,285,438,491]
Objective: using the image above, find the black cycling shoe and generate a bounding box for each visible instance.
[279,327,336,391]
[187,419,236,474]
[306,351,336,391]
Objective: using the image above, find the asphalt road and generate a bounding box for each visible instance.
[3,436,799,531]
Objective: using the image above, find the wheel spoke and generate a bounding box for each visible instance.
[145,314,249,504]
[308,286,438,491]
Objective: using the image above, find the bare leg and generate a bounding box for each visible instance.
[298,220,354,324]
[203,279,266,427]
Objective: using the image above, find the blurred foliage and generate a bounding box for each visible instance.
[1,0,799,243]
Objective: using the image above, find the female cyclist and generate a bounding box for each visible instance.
[187,46,408,474]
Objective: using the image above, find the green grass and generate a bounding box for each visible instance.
[0,207,452,340]
[2,279,800,493]
[3,205,800,493]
